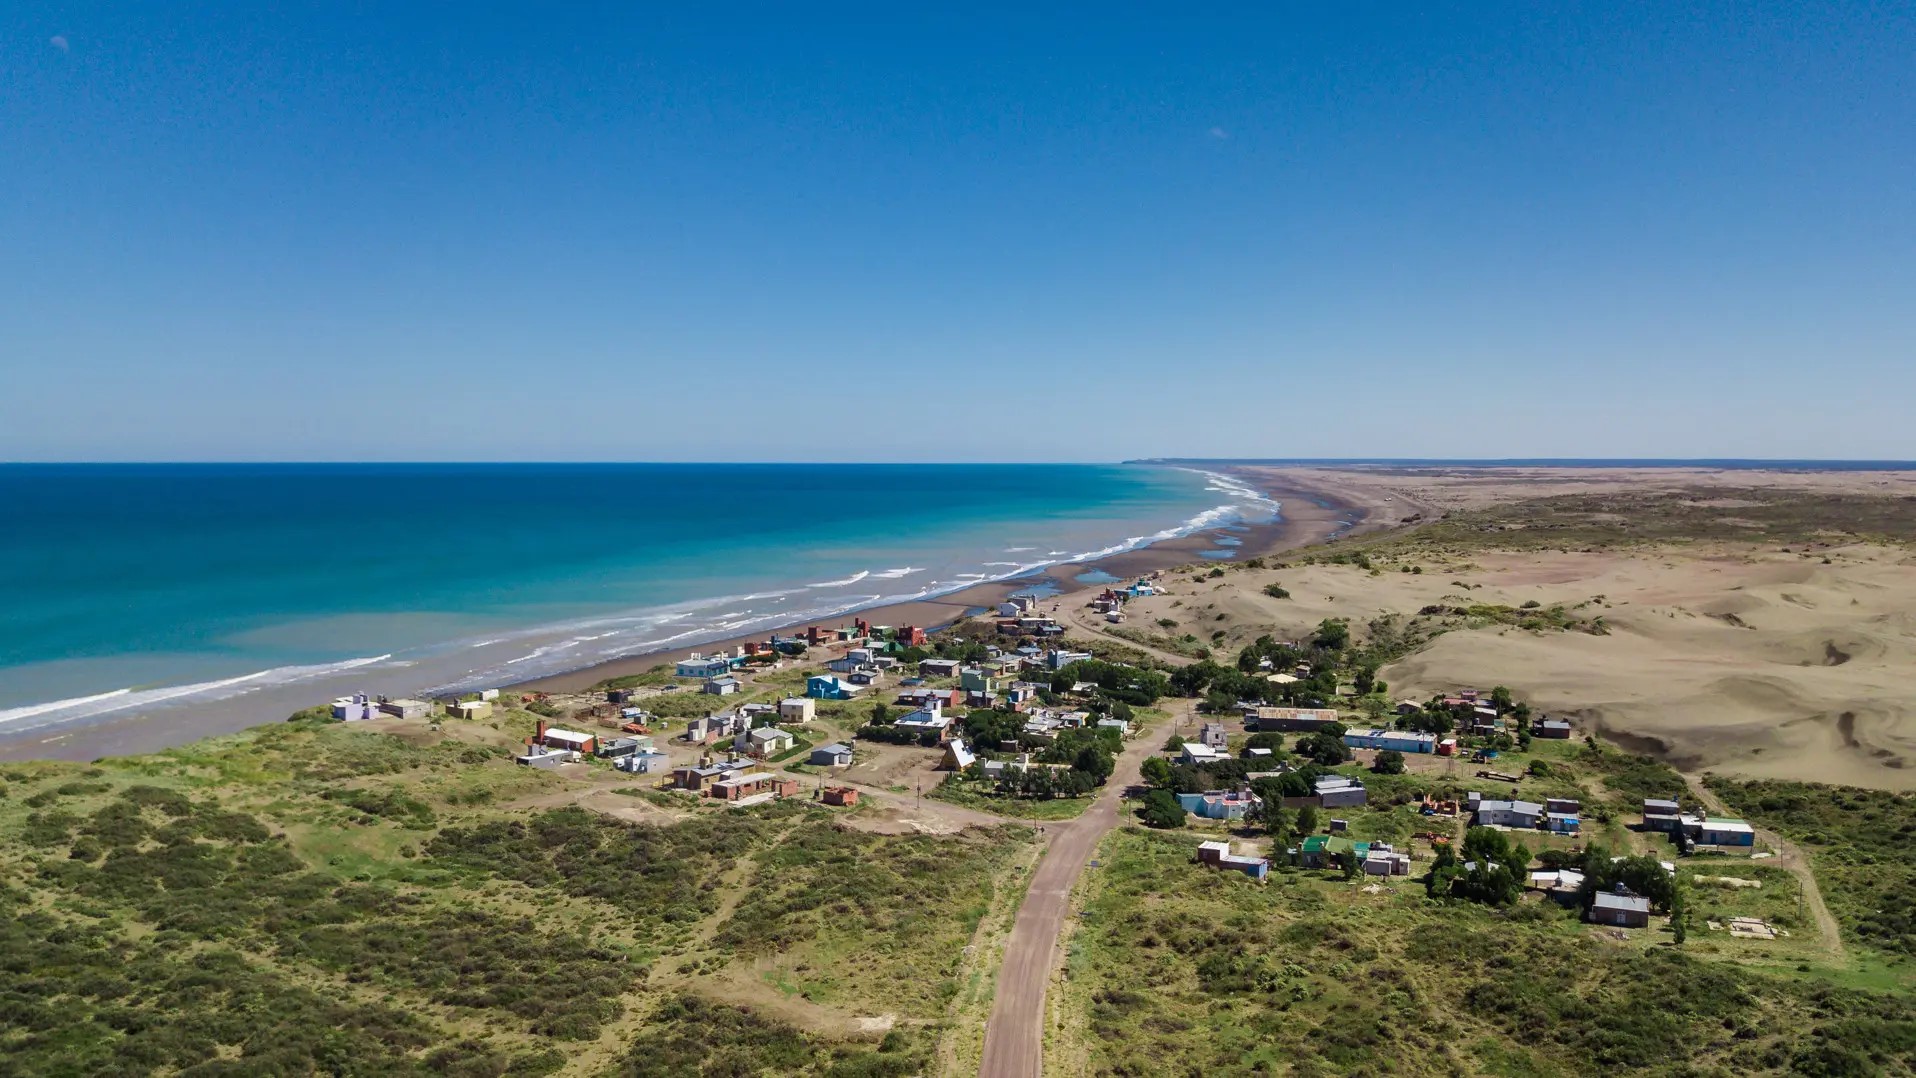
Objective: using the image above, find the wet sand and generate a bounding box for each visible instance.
[514,469,1374,693]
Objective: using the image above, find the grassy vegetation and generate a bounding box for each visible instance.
[1103,625,1212,659]
[0,712,1023,1074]
[1320,486,1916,558]
[712,822,1031,1017]
[1058,827,1916,1077]
[1706,777,1916,959]
[929,780,1094,820]
[622,994,929,1076]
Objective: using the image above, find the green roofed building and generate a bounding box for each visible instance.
[1296,834,1372,869]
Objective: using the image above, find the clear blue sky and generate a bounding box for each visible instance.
[5,4,1912,461]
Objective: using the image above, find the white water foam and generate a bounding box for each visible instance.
[0,653,395,730]
[807,570,871,588]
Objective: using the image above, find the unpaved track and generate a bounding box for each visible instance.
[1057,602,1196,667]
[977,709,1175,1077]
[1683,773,1844,958]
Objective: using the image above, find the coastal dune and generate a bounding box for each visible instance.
[1121,540,1916,790]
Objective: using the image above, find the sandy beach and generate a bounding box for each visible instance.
[510,468,1378,694]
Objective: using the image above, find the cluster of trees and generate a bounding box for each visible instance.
[954,726,1118,802]
[1428,826,1531,905]
[1052,659,1169,706]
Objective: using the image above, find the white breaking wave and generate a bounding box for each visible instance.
[808,570,871,588]
[869,567,925,580]
[0,654,394,729]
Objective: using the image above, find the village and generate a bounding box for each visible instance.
[323,566,1781,957]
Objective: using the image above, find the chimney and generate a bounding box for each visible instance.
[535,718,547,745]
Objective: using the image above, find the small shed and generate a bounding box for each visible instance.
[810,742,853,767]
[1589,892,1653,928]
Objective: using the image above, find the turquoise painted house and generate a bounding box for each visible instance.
[807,675,861,700]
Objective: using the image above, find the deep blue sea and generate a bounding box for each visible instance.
[0,463,1272,737]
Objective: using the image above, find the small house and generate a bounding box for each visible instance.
[1198,722,1229,750]
[821,785,860,807]
[379,698,430,720]
[1474,798,1544,829]
[539,726,598,756]
[1642,798,1684,832]
[778,697,817,723]
[809,742,853,767]
[1179,742,1225,766]
[676,655,732,680]
[742,726,795,756]
[1534,718,1573,739]
[960,667,1002,694]
[1296,834,1370,869]
[672,760,745,793]
[1342,728,1437,754]
[806,675,862,700]
[597,736,654,759]
[1195,840,1270,881]
[451,699,493,720]
[1243,706,1341,732]
[1177,788,1260,821]
[941,739,977,771]
[1363,850,1412,876]
[895,702,954,742]
[919,658,962,678]
[1695,817,1756,847]
[703,676,742,696]
[331,694,378,721]
[1313,776,1368,808]
[1589,892,1653,928]
[1546,797,1583,815]
[1546,811,1580,834]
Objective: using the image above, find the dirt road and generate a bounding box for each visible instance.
[1683,773,1844,958]
[1056,602,1196,668]
[977,709,1174,1078]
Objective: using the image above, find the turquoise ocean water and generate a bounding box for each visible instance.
[0,463,1275,739]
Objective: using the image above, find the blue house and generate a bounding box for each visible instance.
[806,675,862,700]
[1342,728,1437,754]
[1178,789,1259,821]
[677,655,732,679]
[1696,818,1756,846]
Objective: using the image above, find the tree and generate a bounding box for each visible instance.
[1295,804,1320,836]
[1072,744,1115,785]
[1372,750,1406,775]
[1425,838,1458,896]
[1295,732,1351,766]
[1256,802,1292,846]
[1243,731,1285,755]
[1336,850,1361,879]
[1671,885,1689,946]
[1451,826,1528,905]
[1490,685,1514,713]
[1137,789,1186,829]
[1140,756,1175,789]
[1354,666,1378,695]
[1170,660,1225,697]
[1313,618,1350,651]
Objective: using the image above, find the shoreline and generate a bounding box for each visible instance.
[0,467,1378,762]
[510,467,1376,693]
